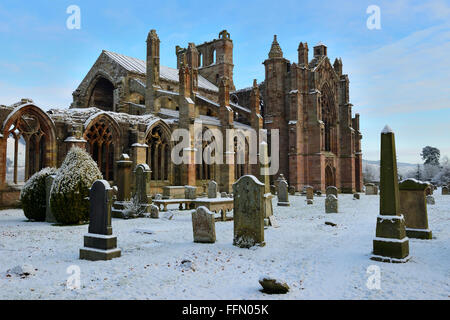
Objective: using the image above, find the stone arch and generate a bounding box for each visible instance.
[196,126,216,181]
[321,82,338,154]
[145,120,173,183]
[1,103,57,185]
[83,112,121,181]
[85,72,117,111]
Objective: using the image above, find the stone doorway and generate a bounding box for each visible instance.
[325,165,335,188]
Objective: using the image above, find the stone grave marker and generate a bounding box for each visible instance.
[80,180,121,261]
[371,126,410,263]
[306,186,314,200]
[326,186,338,198]
[208,180,218,199]
[277,180,290,206]
[233,175,265,248]
[192,206,216,243]
[325,194,338,213]
[399,179,432,239]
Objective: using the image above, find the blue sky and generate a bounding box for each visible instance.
[0,0,449,163]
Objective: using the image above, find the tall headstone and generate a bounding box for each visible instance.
[80,180,121,261]
[399,179,432,239]
[259,141,273,218]
[134,164,152,212]
[371,126,410,263]
[208,180,218,198]
[233,175,265,248]
[112,154,133,217]
[306,186,314,200]
[45,174,57,223]
[325,194,338,213]
[192,206,216,243]
[277,180,290,206]
[326,186,338,198]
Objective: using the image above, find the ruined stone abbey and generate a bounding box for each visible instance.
[0,29,363,207]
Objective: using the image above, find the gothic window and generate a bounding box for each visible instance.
[85,118,116,181]
[5,114,46,184]
[196,128,215,181]
[146,125,170,182]
[321,84,337,154]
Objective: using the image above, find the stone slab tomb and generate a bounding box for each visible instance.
[399,179,432,239]
[80,180,121,261]
[371,126,409,263]
[163,186,186,199]
[233,175,265,248]
[192,206,216,243]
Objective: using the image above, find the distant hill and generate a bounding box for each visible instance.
[363,159,418,168]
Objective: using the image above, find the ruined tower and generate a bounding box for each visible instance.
[145,29,160,113]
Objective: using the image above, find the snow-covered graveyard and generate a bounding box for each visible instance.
[0,191,448,300]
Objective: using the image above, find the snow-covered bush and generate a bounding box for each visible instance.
[20,167,57,221]
[50,147,102,225]
[122,194,147,219]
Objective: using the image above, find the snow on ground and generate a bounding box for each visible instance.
[0,191,449,300]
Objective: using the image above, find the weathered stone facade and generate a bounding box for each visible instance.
[0,30,362,207]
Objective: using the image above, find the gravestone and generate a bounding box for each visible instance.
[288,186,296,196]
[353,193,360,200]
[233,175,265,248]
[306,186,314,200]
[442,186,449,195]
[399,179,432,239]
[135,164,152,212]
[426,195,435,205]
[277,180,290,206]
[425,185,433,196]
[112,154,133,217]
[371,126,409,263]
[192,206,216,243]
[220,192,228,198]
[316,191,322,197]
[150,204,159,219]
[185,186,197,200]
[80,180,121,261]
[326,186,338,198]
[325,194,338,213]
[365,183,378,195]
[45,174,57,223]
[259,141,273,219]
[306,199,314,205]
[208,180,218,199]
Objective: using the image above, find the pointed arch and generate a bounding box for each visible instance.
[1,103,57,185]
[83,112,121,181]
[84,72,117,111]
[145,119,173,183]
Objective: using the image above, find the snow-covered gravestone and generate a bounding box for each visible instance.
[233,175,265,248]
[45,174,57,223]
[288,186,296,196]
[326,186,338,198]
[371,125,410,263]
[80,180,121,261]
[442,186,449,195]
[208,180,218,199]
[185,186,197,200]
[277,180,290,206]
[399,179,432,239]
[192,206,216,243]
[365,183,378,195]
[306,186,314,200]
[135,164,151,212]
[325,194,338,214]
